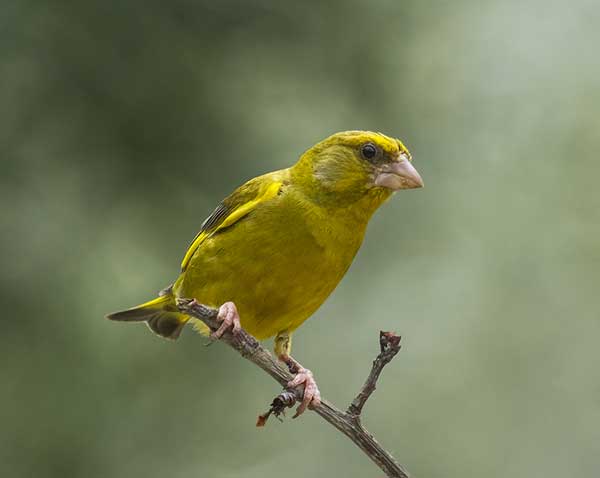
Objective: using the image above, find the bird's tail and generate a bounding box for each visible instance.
[106,290,190,340]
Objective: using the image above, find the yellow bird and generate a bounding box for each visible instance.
[107,130,423,414]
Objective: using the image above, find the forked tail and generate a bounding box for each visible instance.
[106,291,190,340]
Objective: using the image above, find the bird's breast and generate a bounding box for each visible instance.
[175,194,366,339]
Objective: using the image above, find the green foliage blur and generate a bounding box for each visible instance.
[2,1,599,477]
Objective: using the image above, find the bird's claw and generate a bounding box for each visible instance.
[210,301,242,340]
[288,367,321,417]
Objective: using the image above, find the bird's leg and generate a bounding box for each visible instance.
[210,301,242,340]
[274,332,321,417]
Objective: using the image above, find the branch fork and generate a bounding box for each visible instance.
[177,298,409,478]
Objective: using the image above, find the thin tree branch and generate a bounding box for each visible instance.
[177,298,410,478]
[347,331,402,417]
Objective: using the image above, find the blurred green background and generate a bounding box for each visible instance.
[2,1,599,477]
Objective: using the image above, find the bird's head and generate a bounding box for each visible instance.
[292,131,423,208]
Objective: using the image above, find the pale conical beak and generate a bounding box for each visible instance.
[374,158,424,191]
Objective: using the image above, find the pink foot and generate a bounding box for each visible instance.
[287,366,321,417]
[211,301,242,340]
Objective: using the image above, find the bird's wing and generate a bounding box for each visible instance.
[180,174,284,271]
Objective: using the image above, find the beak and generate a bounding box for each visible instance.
[374,156,424,191]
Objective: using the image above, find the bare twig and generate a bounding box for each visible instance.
[347,331,402,418]
[177,298,410,478]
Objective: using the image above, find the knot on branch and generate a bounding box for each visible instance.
[256,389,299,427]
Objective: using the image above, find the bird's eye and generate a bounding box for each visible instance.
[361,143,378,160]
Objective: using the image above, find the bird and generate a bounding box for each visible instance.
[107,130,423,415]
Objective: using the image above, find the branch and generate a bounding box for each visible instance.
[347,331,402,417]
[177,298,410,478]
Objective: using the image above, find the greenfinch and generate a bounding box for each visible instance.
[107,130,423,414]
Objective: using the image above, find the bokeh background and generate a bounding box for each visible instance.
[2,1,599,477]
